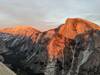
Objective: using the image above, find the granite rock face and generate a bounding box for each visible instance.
[0,33,35,74]
[65,30,100,75]
[0,31,56,75]
[0,18,100,75]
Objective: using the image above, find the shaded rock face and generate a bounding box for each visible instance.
[77,30,100,75]
[0,29,56,75]
[0,18,100,75]
[0,33,49,75]
[64,30,100,75]
[0,33,36,74]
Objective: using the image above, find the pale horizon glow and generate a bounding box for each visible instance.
[0,0,100,31]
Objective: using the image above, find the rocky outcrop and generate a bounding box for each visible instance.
[0,18,100,75]
[0,62,16,75]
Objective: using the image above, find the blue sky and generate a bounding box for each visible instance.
[0,0,100,31]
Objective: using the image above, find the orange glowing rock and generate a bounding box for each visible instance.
[47,18,100,59]
[0,25,40,42]
[58,18,100,39]
[47,34,66,59]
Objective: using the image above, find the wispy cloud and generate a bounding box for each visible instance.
[0,12,21,27]
[0,0,100,30]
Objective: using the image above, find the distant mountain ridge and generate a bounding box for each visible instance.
[0,18,100,75]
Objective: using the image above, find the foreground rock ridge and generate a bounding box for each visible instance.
[0,18,100,75]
